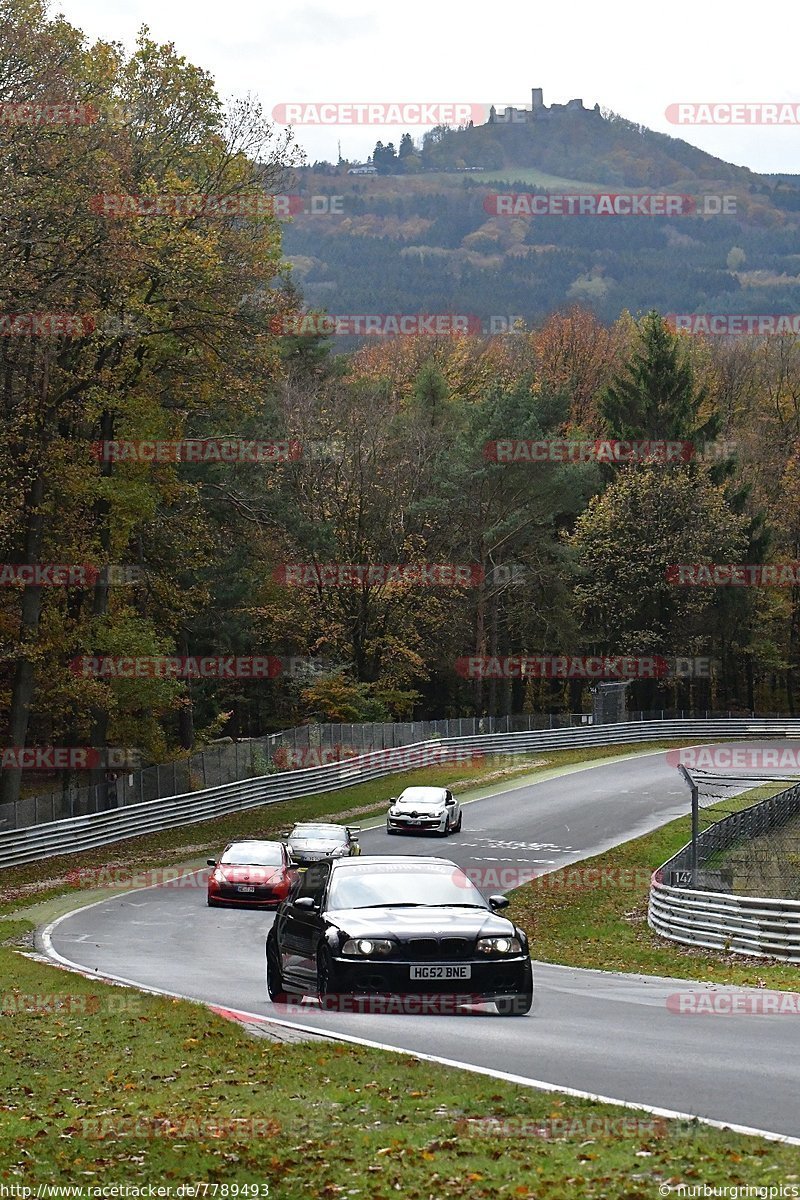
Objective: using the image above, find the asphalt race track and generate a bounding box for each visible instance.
[41,745,800,1141]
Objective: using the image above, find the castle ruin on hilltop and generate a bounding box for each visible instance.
[490,88,597,125]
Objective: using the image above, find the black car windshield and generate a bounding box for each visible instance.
[292,826,345,840]
[326,866,488,910]
[220,845,284,866]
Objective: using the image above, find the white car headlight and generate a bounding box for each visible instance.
[476,936,522,955]
[341,938,394,957]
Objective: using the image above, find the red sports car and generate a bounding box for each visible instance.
[207,840,298,908]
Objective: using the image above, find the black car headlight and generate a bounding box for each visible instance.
[340,938,394,957]
[476,936,522,955]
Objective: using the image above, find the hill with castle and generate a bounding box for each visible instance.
[412,88,762,188]
[285,87,800,331]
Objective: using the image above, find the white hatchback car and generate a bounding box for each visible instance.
[386,785,462,836]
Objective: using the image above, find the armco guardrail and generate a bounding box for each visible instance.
[9,708,789,832]
[649,781,800,963]
[3,718,800,870]
[5,713,598,832]
[648,883,800,963]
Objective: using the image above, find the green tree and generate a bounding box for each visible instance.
[599,310,720,448]
[398,132,414,159]
[300,674,390,722]
[569,464,749,707]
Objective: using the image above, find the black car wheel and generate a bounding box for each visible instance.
[266,933,289,1004]
[317,945,342,1011]
[495,963,534,1016]
[386,823,397,834]
[207,897,221,908]
[455,811,463,832]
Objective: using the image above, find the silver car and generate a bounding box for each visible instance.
[281,822,361,865]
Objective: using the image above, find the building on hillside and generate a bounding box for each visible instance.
[347,164,377,175]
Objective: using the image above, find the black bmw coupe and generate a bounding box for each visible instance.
[266,856,533,1015]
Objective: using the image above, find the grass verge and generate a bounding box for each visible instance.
[1,921,798,1196]
[508,785,800,988]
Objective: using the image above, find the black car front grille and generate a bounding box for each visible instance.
[440,937,473,959]
[400,936,473,960]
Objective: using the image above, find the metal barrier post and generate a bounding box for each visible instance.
[691,780,699,884]
[677,763,700,885]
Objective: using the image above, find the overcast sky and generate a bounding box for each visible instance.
[57,0,800,173]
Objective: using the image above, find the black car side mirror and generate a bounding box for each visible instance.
[294,896,317,910]
[280,830,291,838]
[207,859,217,867]
[488,894,509,910]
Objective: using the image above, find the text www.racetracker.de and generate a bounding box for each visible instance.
[0,1187,269,1198]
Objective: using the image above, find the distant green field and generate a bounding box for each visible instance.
[323,168,614,194]
[477,167,611,190]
